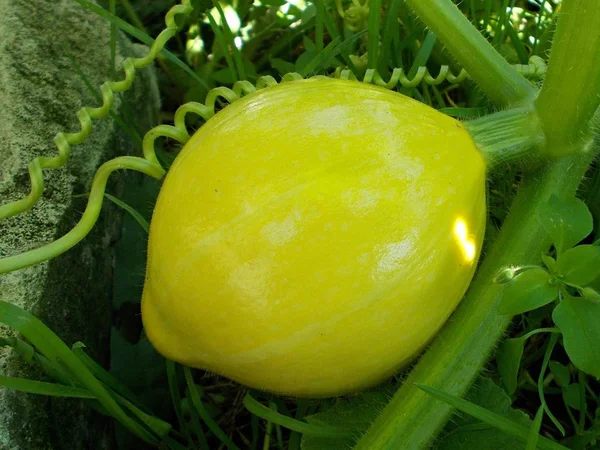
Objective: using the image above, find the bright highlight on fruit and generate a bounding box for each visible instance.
[453,218,477,263]
[141,78,487,397]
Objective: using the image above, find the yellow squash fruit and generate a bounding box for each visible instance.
[142,78,486,397]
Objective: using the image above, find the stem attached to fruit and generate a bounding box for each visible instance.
[355,0,600,448]
[466,106,546,169]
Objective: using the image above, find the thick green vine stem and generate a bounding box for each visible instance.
[535,0,600,157]
[465,106,546,169]
[403,0,536,106]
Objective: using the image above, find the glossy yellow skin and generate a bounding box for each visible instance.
[142,78,486,397]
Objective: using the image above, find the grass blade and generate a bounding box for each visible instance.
[115,394,172,439]
[166,361,195,448]
[315,0,325,51]
[72,346,176,439]
[379,0,402,74]
[183,366,240,450]
[416,384,568,450]
[243,393,350,438]
[300,32,365,77]
[0,376,95,398]
[207,12,238,83]
[399,30,436,96]
[109,0,116,76]
[119,0,148,33]
[367,0,382,69]
[504,17,528,64]
[526,406,545,450]
[103,193,149,233]
[319,2,358,75]
[213,1,246,81]
[72,342,146,409]
[537,333,566,435]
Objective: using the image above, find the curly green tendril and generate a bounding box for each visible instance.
[334,55,546,88]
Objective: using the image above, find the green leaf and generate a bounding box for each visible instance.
[72,342,146,410]
[243,393,349,441]
[300,388,391,449]
[294,49,318,74]
[0,336,34,361]
[556,245,600,287]
[104,193,149,233]
[591,274,600,293]
[212,68,237,84]
[270,58,296,76]
[539,196,593,255]
[553,295,600,378]
[496,338,524,395]
[301,3,316,23]
[581,287,600,303]
[437,377,532,449]
[548,361,570,387]
[110,332,165,390]
[302,36,317,52]
[563,383,581,410]
[184,367,241,450]
[542,254,557,273]
[498,268,559,315]
[421,379,567,450]
[0,375,95,398]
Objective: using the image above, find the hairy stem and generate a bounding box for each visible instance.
[403,0,535,106]
[535,0,600,156]
[466,106,546,168]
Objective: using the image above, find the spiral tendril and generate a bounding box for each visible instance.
[334,55,546,88]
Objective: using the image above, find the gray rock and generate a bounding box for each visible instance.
[0,0,160,448]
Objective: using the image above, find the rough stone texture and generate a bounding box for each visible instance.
[0,0,160,448]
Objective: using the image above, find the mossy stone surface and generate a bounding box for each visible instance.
[0,0,160,448]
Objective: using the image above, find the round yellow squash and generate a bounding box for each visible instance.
[141,78,486,397]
